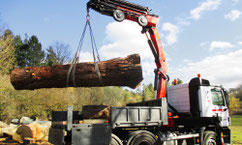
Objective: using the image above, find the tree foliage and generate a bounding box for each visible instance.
[0,29,16,74]
[229,81,242,114]
[233,83,242,101]
[228,93,240,114]
[46,46,58,66]
[143,83,155,101]
[45,41,71,66]
[49,41,71,64]
[14,35,45,67]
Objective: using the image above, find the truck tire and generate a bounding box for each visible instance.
[126,130,158,145]
[202,131,217,145]
[111,134,123,145]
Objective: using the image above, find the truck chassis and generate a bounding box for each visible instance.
[49,98,230,145]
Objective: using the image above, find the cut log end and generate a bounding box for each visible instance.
[11,54,143,90]
[16,125,33,139]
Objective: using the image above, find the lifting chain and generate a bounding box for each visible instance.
[67,10,102,87]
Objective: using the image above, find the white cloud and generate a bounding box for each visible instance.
[162,22,179,45]
[190,0,221,20]
[142,61,156,77]
[100,21,152,60]
[209,41,235,51]
[224,10,242,21]
[169,49,242,88]
[175,17,191,26]
[79,51,94,62]
[100,21,157,84]
[238,41,242,45]
[200,41,209,47]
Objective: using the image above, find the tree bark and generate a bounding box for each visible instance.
[10,54,143,90]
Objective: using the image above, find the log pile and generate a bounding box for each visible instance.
[0,118,51,145]
[14,122,51,143]
[0,106,112,144]
[82,105,111,119]
[10,54,143,90]
[0,128,2,137]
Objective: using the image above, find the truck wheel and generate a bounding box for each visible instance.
[202,131,217,145]
[111,134,123,145]
[126,130,158,145]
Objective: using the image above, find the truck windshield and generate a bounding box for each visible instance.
[211,89,225,106]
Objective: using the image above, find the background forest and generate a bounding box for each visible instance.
[0,21,242,123]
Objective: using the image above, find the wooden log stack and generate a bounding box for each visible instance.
[14,122,51,142]
[82,105,111,119]
[10,54,143,90]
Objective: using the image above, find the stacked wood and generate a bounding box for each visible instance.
[0,121,8,128]
[0,121,8,137]
[82,119,107,124]
[0,139,19,145]
[0,128,2,137]
[1,124,18,137]
[14,122,51,143]
[10,54,143,90]
[82,105,111,119]
[0,120,52,144]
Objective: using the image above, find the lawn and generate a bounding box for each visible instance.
[231,115,242,145]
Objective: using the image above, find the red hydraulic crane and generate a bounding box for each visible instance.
[87,0,168,99]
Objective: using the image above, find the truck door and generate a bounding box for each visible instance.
[211,87,230,127]
[199,86,230,127]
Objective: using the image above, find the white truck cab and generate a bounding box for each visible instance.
[167,77,230,128]
[199,86,230,127]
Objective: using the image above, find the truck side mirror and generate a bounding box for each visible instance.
[224,90,230,108]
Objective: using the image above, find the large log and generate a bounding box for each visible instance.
[10,54,143,90]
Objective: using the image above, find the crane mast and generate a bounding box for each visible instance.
[87,0,168,99]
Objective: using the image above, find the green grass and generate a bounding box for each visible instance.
[231,115,242,145]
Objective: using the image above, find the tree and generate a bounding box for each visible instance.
[14,35,26,67]
[27,35,45,66]
[234,83,242,101]
[49,41,71,64]
[143,83,155,101]
[229,93,240,114]
[0,29,16,74]
[46,46,58,66]
[15,35,45,67]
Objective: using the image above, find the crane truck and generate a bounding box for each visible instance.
[48,0,231,144]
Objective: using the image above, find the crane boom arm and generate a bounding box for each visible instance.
[87,0,168,99]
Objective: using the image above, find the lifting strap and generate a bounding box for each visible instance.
[67,12,102,87]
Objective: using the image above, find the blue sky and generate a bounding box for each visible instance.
[0,0,242,89]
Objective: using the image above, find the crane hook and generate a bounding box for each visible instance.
[86,8,91,22]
